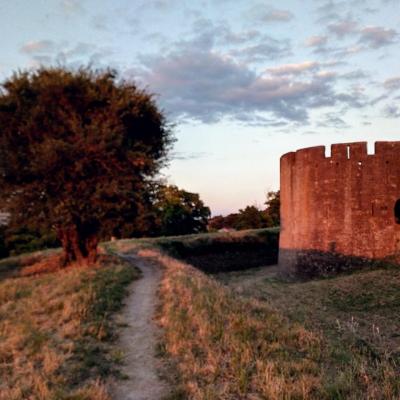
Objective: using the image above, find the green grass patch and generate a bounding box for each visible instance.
[216,263,400,399]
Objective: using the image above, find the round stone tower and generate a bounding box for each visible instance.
[279,141,400,276]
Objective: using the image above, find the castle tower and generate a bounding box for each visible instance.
[279,141,400,276]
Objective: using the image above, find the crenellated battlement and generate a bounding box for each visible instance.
[281,141,400,165]
[279,141,400,276]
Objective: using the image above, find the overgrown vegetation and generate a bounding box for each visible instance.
[2,226,59,257]
[0,253,139,399]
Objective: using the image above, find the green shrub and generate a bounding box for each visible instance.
[5,227,59,256]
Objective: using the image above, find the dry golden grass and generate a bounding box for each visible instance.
[0,253,138,400]
[217,265,400,399]
[95,235,400,399]
[135,246,400,400]
[138,249,324,400]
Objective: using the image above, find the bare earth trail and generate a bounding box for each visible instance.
[112,254,170,400]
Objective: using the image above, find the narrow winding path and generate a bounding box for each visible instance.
[112,254,169,400]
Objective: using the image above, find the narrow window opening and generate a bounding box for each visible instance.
[395,199,400,224]
[346,145,350,159]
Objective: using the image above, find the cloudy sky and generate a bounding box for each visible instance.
[1,0,399,215]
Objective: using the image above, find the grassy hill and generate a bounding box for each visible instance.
[113,230,399,399]
[0,252,139,400]
[215,264,400,399]
[1,229,399,399]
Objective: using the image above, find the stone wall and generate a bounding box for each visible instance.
[279,141,400,276]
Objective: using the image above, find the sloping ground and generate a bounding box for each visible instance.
[216,264,400,399]
[0,253,139,400]
[110,228,279,274]
[111,233,399,398]
[121,245,398,399]
[137,249,324,399]
[5,230,396,399]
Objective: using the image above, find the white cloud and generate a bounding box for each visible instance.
[328,18,359,38]
[20,40,55,54]
[19,39,112,69]
[262,9,294,22]
[359,26,398,48]
[230,39,292,62]
[266,61,319,76]
[305,36,328,47]
[383,76,400,91]
[134,45,366,124]
[383,104,400,118]
[316,70,337,79]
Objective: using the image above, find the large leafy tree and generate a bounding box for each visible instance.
[98,183,211,238]
[153,185,210,236]
[0,68,172,265]
[235,206,265,230]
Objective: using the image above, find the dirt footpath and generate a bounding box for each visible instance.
[112,254,170,400]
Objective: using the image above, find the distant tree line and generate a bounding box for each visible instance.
[0,183,210,258]
[0,188,277,259]
[208,191,280,231]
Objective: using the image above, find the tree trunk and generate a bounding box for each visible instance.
[58,225,99,266]
[84,234,99,265]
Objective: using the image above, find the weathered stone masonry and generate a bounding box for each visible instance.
[279,141,400,276]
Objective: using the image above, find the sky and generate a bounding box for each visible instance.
[0,0,399,215]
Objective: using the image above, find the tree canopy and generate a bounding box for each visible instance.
[0,68,173,265]
[208,190,280,231]
[153,185,211,236]
[96,183,211,238]
[264,190,280,227]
